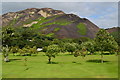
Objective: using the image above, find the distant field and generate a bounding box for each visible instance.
[2,52,118,78]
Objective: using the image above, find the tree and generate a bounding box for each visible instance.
[29,46,38,56]
[73,38,82,45]
[2,27,15,47]
[18,48,27,56]
[46,44,61,63]
[18,46,34,56]
[95,29,118,63]
[2,45,10,62]
[80,41,96,55]
[63,43,78,54]
[10,46,19,56]
[73,48,88,59]
[80,48,88,59]
[16,27,37,48]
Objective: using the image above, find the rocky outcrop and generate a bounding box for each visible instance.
[2,8,65,27]
[38,8,65,18]
[23,21,38,27]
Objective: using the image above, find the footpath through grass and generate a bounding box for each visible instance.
[2,52,118,78]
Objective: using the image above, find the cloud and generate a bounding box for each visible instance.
[2,2,118,28]
[1,0,119,2]
[89,12,118,29]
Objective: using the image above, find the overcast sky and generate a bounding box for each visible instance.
[2,2,118,29]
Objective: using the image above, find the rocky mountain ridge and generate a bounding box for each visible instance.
[2,8,65,27]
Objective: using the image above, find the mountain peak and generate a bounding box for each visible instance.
[39,8,65,17]
[2,8,100,39]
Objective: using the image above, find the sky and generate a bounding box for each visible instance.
[1,2,119,29]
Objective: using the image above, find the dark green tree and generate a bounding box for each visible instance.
[2,27,15,47]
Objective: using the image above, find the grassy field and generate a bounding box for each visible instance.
[2,52,118,78]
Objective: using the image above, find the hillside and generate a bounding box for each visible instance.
[106,27,120,38]
[2,8,100,39]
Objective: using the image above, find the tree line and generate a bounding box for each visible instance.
[1,27,119,63]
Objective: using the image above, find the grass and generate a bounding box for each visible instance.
[32,15,72,29]
[77,23,87,35]
[54,28,61,32]
[54,19,71,26]
[2,53,118,78]
[33,19,71,29]
[32,15,61,29]
[46,33,55,37]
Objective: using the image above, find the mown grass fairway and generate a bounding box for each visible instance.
[2,53,118,78]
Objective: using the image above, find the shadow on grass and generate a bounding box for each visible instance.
[31,55,38,57]
[64,54,73,56]
[72,61,76,63]
[86,59,110,63]
[9,59,21,61]
[47,62,59,64]
[72,61,82,64]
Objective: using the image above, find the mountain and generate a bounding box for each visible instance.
[2,8,100,39]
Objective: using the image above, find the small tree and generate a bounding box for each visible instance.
[2,45,10,62]
[46,44,61,63]
[80,48,88,59]
[73,48,88,59]
[95,29,118,63]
